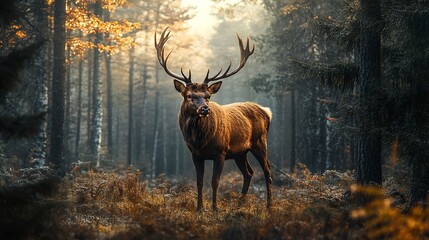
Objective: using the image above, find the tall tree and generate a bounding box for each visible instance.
[143,0,192,178]
[381,0,429,204]
[74,57,83,160]
[127,46,135,166]
[104,9,114,160]
[90,0,103,166]
[66,0,140,164]
[290,89,296,172]
[49,0,66,171]
[253,0,343,173]
[28,0,49,167]
[356,0,382,184]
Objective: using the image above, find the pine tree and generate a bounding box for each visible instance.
[49,0,66,171]
[355,0,382,185]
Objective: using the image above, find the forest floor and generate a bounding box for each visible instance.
[0,162,426,239]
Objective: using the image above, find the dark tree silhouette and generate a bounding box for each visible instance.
[49,0,66,171]
[356,0,382,184]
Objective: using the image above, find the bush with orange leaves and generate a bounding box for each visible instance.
[350,185,429,240]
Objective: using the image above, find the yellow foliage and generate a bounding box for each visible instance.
[12,25,27,39]
[350,185,429,239]
[102,0,128,11]
[66,1,140,57]
[0,24,29,48]
[67,38,95,57]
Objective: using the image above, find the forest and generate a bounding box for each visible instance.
[1,0,429,239]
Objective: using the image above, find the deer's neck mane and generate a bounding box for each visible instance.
[179,103,222,150]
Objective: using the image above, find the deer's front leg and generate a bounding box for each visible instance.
[193,155,204,211]
[212,155,225,211]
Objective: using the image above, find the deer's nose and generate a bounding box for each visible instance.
[201,106,210,114]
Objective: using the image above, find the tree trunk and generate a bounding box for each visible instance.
[104,10,114,160]
[175,126,180,175]
[127,47,135,166]
[151,0,161,178]
[290,89,296,173]
[356,0,382,185]
[75,58,83,160]
[162,106,167,174]
[140,61,148,162]
[86,48,92,148]
[65,35,72,160]
[49,0,66,171]
[409,160,429,205]
[115,107,120,159]
[90,0,103,166]
[152,92,160,178]
[105,53,113,159]
[29,0,48,168]
[278,94,285,169]
[319,90,327,174]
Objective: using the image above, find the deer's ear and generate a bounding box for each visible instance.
[174,79,186,93]
[208,81,222,94]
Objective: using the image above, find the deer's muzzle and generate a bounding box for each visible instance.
[197,105,210,117]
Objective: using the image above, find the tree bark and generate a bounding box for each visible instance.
[319,90,327,174]
[162,106,167,174]
[65,34,72,159]
[86,48,92,148]
[290,89,296,173]
[29,0,48,168]
[75,58,83,160]
[356,0,382,185]
[410,160,429,205]
[49,0,66,171]
[90,0,103,166]
[127,47,135,166]
[104,9,114,160]
[151,0,161,178]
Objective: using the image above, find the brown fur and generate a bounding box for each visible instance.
[155,28,270,211]
[176,82,273,211]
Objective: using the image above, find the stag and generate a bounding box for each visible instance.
[155,28,272,211]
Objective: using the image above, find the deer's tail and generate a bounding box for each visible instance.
[261,107,272,122]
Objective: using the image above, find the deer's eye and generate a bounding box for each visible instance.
[186,95,192,100]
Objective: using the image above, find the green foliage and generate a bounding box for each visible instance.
[313,0,360,52]
[291,58,358,93]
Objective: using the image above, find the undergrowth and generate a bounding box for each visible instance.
[351,185,429,239]
[2,163,428,239]
[60,165,358,239]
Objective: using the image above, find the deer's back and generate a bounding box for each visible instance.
[218,102,271,154]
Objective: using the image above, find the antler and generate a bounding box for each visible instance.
[155,27,192,85]
[203,35,255,85]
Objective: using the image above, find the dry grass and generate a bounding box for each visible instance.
[58,165,360,239]
[4,163,425,239]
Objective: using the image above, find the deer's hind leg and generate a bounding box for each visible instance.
[251,140,272,208]
[234,154,254,197]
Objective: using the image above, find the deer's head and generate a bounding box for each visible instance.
[155,28,254,117]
